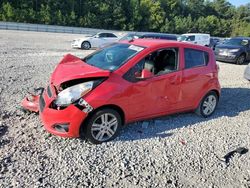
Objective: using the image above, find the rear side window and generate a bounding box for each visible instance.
[107,33,117,38]
[184,48,209,69]
[98,33,106,37]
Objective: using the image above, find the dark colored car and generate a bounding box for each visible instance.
[215,37,250,65]
[119,33,142,41]
[140,33,177,41]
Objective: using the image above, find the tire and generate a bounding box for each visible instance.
[195,91,218,118]
[81,108,122,144]
[236,54,246,65]
[81,41,91,50]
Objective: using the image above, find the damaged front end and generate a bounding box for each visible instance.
[20,54,109,137]
[20,81,96,137]
[21,88,44,113]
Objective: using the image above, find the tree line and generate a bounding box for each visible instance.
[0,0,249,37]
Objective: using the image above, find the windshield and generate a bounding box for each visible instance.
[83,43,145,71]
[224,38,248,46]
[178,35,195,41]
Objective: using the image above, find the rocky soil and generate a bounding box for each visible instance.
[0,30,249,188]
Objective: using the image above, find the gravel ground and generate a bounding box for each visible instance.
[0,30,250,188]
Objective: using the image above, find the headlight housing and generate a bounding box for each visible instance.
[229,49,240,53]
[55,81,93,107]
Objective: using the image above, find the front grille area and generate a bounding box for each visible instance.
[39,93,45,112]
[47,85,52,98]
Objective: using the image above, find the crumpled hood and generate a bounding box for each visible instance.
[50,54,110,87]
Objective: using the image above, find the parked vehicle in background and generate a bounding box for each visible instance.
[178,33,210,46]
[22,39,220,144]
[209,37,220,50]
[119,33,142,41]
[244,63,250,81]
[215,37,250,65]
[140,33,177,40]
[71,32,118,50]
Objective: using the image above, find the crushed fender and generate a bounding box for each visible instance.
[21,95,39,113]
[21,88,44,113]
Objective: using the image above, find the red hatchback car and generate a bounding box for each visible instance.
[22,39,221,144]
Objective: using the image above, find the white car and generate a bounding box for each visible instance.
[71,32,118,50]
[178,33,210,46]
[244,63,250,81]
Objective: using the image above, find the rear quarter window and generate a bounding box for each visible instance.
[184,48,209,69]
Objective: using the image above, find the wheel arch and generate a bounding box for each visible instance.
[210,89,220,100]
[80,104,126,135]
[236,52,247,63]
[195,88,220,109]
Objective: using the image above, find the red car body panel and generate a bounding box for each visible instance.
[21,95,39,112]
[40,85,86,137]
[21,39,221,138]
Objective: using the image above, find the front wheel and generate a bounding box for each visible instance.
[82,108,122,144]
[81,41,91,50]
[196,91,218,118]
[236,54,246,65]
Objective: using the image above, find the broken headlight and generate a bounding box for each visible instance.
[54,81,93,107]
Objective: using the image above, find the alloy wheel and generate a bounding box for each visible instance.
[236,55,245,65]
[91,113,118,142]
[202,95,217,116]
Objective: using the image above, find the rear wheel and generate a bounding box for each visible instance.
[196,91,218,118]
[236,54,246,65]
[81,41,91,50]
[82,108,122,144]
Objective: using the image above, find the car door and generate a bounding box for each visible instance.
[123,47,182,119]
[102,33,117,46]
[181,48,210,108]
[91,33,107,48]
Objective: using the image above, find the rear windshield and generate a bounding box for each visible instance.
[83,43,145,71]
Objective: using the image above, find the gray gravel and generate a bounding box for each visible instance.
[0,30,250,188]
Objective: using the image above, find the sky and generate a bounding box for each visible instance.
[228,0,249,7]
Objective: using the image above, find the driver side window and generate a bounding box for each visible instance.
[123,48,179,82]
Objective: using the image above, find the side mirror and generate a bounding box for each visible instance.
[140,69,154,79]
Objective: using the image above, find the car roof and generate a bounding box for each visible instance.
[231,37,250,40]
[120,39,210,51]
[182,33,210,36]
[142,33,176,37]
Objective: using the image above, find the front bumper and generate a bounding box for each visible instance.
[22,85,91,138]
[71,41,81,48]
[215,54,237,63]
